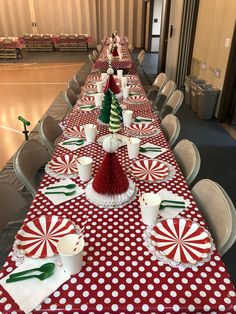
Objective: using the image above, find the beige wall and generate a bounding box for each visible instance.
[0,0,145,47]
[192,0,236,91]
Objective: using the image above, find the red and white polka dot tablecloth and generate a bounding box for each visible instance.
[0,73,236,314]
[93,38,133,72]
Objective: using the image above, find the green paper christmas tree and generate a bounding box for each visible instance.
[99,89,113,124]
[109,93,123,133]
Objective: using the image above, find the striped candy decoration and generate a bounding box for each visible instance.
[128,123,156,137]
[125,95,146,104]
[48,154,78,175]
[79,96,95,103]
[85,84,97,89]
[65,126,85,138]
[130,159,169,181]
[15,215,76,258]
[150,218,212,264]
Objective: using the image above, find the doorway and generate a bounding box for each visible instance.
[218,21,236,125]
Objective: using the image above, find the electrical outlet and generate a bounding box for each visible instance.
[225,38,231,48]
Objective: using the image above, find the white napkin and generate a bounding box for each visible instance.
[41,178,85,205]
[157,189,190,219]
[58,137,88,152]
[139,142,168,159]
[0,258,70,314]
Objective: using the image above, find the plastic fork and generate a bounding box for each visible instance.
[45,190,76,196]
[46,184,76,190]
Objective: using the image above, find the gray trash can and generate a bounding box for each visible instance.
[196,86,220,120]
[184,76,203,107]
[191,82,211,112]
[184,76,195,106]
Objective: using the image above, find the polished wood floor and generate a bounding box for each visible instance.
[0,62,83,170]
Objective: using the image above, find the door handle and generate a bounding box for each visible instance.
[170,25,173,38]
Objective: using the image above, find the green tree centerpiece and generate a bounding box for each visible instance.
[98,89,113,124]
[109,93,123,133]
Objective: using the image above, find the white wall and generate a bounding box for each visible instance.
[151,0,162,52]
[152,0,162,35]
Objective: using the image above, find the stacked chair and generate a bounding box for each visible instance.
[2,39,18,59]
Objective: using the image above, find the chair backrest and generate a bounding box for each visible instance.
[64,88,78,109]
[138,53,145,65]
[128,44,134,53]
[13,139,51,196]
[158,89,184,120]
[68,79,81,95]
[73,73,84,86]
[173,139,201,186]
[160,80,176,98]
[38,115,63,154]
[160,114,181,148]
[93,50,99,59]
[165,90,184,115]
[137,49,145,60]
[0,182,27,233]
[97,44,102,52]
[88,53,95,64]
[191,179,236,256]
[153,73,167,91]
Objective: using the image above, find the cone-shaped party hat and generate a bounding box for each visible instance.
[112,46,119,57]
[104,74,120,95]
[92,153,129,195]
[85,135,137,208]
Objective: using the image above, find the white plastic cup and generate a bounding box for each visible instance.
[123,110,133,127]
[57,234,84,275]
[117,69,123,79]
[127,137,141,159]
[123,85,130,99]
[139,193,161,225]
[77,156,93,181]
[121,76,128,87]
[94,93,103,107]
[101,73,107,83]
[96,81,103,93]
[84,124,97,143]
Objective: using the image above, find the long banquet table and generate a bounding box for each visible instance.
[0,71,236,313]
[93,38,133,73]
